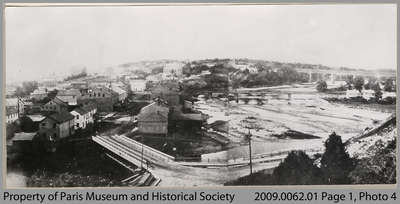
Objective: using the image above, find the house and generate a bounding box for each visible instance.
[362,90,375,100]
[70,104,97,130]
[163,62,184,78]
[6,107,19,124]
[57,89,81,105]
[38,111,75,142]
[383,91,396,99]
[6,97,24,115]
[345,89,362,98]
[79,86,118,112]
[30,89,48,100]
[137,101,169,135]
[12,132,38,153]
[151,81,181,108]
[20,114,46,132]
[129,79,147,92]
[41,97,69,113]
[111,86,127,102]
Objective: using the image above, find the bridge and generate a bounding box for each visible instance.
[92,135,322,169]
[296,68,395,83]
[92,135,174,171]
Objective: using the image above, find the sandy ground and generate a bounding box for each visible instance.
[194,83,392,160]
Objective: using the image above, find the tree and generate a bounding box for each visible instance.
[383,78,395,92]
[320,132,355,184]
[372,83,382,101]
[364,77,377,90]
[273,151,322,185]
[316,80,328,92]
[15,81,39,97]
[353,76,365,92]
[344,75,354,90]
[20,116,37,132]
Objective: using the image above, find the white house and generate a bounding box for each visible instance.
[6,107,19,124]
[345,89,362,98]
[362,90,375,100]
[129,79,147,92]
[382,91,396,99]
[111,86,127,102]
[163,62,184,77]
[70,104,97,130]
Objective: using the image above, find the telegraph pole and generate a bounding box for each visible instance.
[246,129,253,175]
[140,136,144,169]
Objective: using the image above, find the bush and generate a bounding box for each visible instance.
[316,80,328,92]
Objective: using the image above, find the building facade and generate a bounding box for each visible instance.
[137,101,169,135]
[38,112,75,141]
[41,97,69,113]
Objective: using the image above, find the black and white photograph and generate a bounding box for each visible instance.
[4,4,397,187]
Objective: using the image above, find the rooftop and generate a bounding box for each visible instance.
[13,132,37,141]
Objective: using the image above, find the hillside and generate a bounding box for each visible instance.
[346,114,396,159]
[346,115,396,184]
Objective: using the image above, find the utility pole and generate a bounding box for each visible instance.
[140,136,144,170]
[243,116,257,176]
[246,129,253,175]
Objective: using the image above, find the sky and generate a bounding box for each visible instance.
[5,4,397,83]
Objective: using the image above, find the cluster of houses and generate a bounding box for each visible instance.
[137,80,204,136]
[6,62,205,152]
[345,88,396,101]
[6,80,129,151]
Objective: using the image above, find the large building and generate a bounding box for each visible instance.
[151,81,181,108]
[41,97,69,113]
[137,101,169,135]
[129,79,147,92]
[79,86,118,112]
[70,104,97,130]
[38,111,75,142]
[6,107,19,124]
[163,62,184,79]
[57,89,81,105]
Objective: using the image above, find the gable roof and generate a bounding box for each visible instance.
[138,102,169,121]
[111,86,127,95]
[57,89,81,96]
[46,97,68,106]
[6,107,18,115]
[47,111,75,123]
[27,114,46,122]
[140,111,168,122]
[72,107,88,115]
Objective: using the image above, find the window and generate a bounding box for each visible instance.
[76,123,79,128]
[103,94,105,97]
[98,93,101,97]
[89,94,92,97]
[42,123,46,127]
[76,115,79,119]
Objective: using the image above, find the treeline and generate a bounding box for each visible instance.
[231,66,309,88]
[226,133,396,185]
[14,81,39,97]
